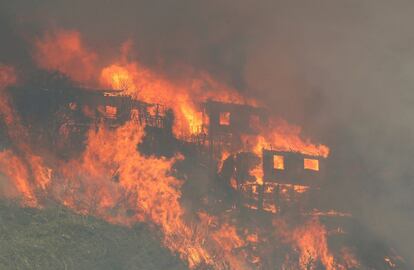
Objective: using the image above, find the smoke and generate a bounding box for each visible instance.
[239,1,414,265]
[1,0,414,266]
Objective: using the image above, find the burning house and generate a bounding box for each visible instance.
[0,27,409,269]
[203,100,267,155]
[197,100,326,217]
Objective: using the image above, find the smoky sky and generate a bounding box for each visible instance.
[1,0,414,266]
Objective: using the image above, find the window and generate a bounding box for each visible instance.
[219,112,230,126]
[105,106,117,118]
[203,113,210,126]
[273,155,284,170]
[304,158,319,171]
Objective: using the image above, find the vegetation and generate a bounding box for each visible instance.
[0,200,186,270]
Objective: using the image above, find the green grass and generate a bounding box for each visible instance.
[0,200,187,270]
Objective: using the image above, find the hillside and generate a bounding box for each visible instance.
[0,200,187,270]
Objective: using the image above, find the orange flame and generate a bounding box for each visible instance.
[51,122,250,269]
[33,29,98,84]
[0,150,37,205]
[292,218,335,270]
[276,218,345,270]
[0,28,343,269]
[99,60,247,137]
[244,118,329,158]
[0,65,51,207]
[32,29,250,137]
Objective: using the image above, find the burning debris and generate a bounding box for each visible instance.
[0,28,409,270]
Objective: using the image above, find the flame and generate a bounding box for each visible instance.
[280,218,340,270]
[0,65,51,207]
[55,122,207,265]
[33,29,98,84]
[32,29,250,137]
[0,150,36,205]
[304,158,319,171]
[31,28,329,161]
[0,29,354,270]
[384,256,397,268]
[218,150,231,172]
[243,118,329,158]
[100,64,136,91]
[250,164,264,185]
[99,60,246,137]
[50,121,252,269]
[0,65,18,125]
[273,154,285,170]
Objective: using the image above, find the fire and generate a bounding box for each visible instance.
[243,118,329,158]
[51,121,253,269]
[0,150,37,205]
[250,164,264,185]
[100,64,135,91]
[31,28,329,157]
[218,150,231,172]
[0,65,51,207]
[0,29,363,270]
[219,111,231,126]
[0,65,17,125]
[99,61,205,135]
[304,158,320,171]
[33,29,98,84]
[32,29,250,138]
[291,218,336,270]
[384,256,397,268]
[276,218,343,270]
[273,154,285,170]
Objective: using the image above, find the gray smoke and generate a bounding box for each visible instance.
[1,0,414,266]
